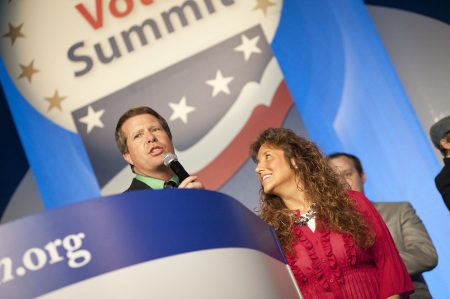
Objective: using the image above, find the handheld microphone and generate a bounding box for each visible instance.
[163,152,190,182]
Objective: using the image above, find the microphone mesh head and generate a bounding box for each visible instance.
[163,152,178,166]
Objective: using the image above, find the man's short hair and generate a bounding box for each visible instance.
[329,152,364,175]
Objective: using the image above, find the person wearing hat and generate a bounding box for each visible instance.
[429,115,450,211]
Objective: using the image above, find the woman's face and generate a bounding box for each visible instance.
[254,144,298,197]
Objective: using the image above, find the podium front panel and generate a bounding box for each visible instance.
[0,189,302,298]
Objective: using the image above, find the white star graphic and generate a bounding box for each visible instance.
[169,96,196,124]
[206,70,234,97]
[234,35,262,61]
[78,106,105,133]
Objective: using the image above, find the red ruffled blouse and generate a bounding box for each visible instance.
[287,190,414,299]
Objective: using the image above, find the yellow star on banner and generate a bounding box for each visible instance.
[18,60,39,83]
[2,23,25,45]
[253,0,276,15]
[45,90,66,111]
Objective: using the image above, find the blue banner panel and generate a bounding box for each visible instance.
[0,59,101,209]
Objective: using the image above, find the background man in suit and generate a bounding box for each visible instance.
[115,106,204,192]
[429,115,450,211]
[329,152,438,299]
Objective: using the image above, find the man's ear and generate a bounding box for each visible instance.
[123,153,133,165]
[361,172,367,184]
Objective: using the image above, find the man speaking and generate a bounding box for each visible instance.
[115,106,204,192]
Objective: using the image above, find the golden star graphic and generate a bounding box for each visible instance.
[18,60,40,83]
[3,23,25,45]
[253,0,276,15]
[45,90,67,111]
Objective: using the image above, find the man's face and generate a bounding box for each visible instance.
[121,114,175,180]
[330,156,366,193]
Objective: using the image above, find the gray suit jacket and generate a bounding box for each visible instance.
[372,201,438,299]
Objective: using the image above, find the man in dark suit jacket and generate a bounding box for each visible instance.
[330,153,438,299]
[115,106,204,192]
[429,115,450,211]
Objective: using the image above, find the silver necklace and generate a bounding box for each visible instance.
[294,209,316,227]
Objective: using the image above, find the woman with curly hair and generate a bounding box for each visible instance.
[249,128,413,299]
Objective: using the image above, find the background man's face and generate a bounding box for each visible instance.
[330,156,365,193]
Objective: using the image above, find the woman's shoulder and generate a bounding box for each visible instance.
[347,189,368,202]
[346,190,375,212]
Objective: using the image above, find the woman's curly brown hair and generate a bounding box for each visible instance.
[249,128,375,255]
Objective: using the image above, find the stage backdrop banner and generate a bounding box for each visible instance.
[0,0,296,209]
[271,0,450,297]
[0,189,302,299]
